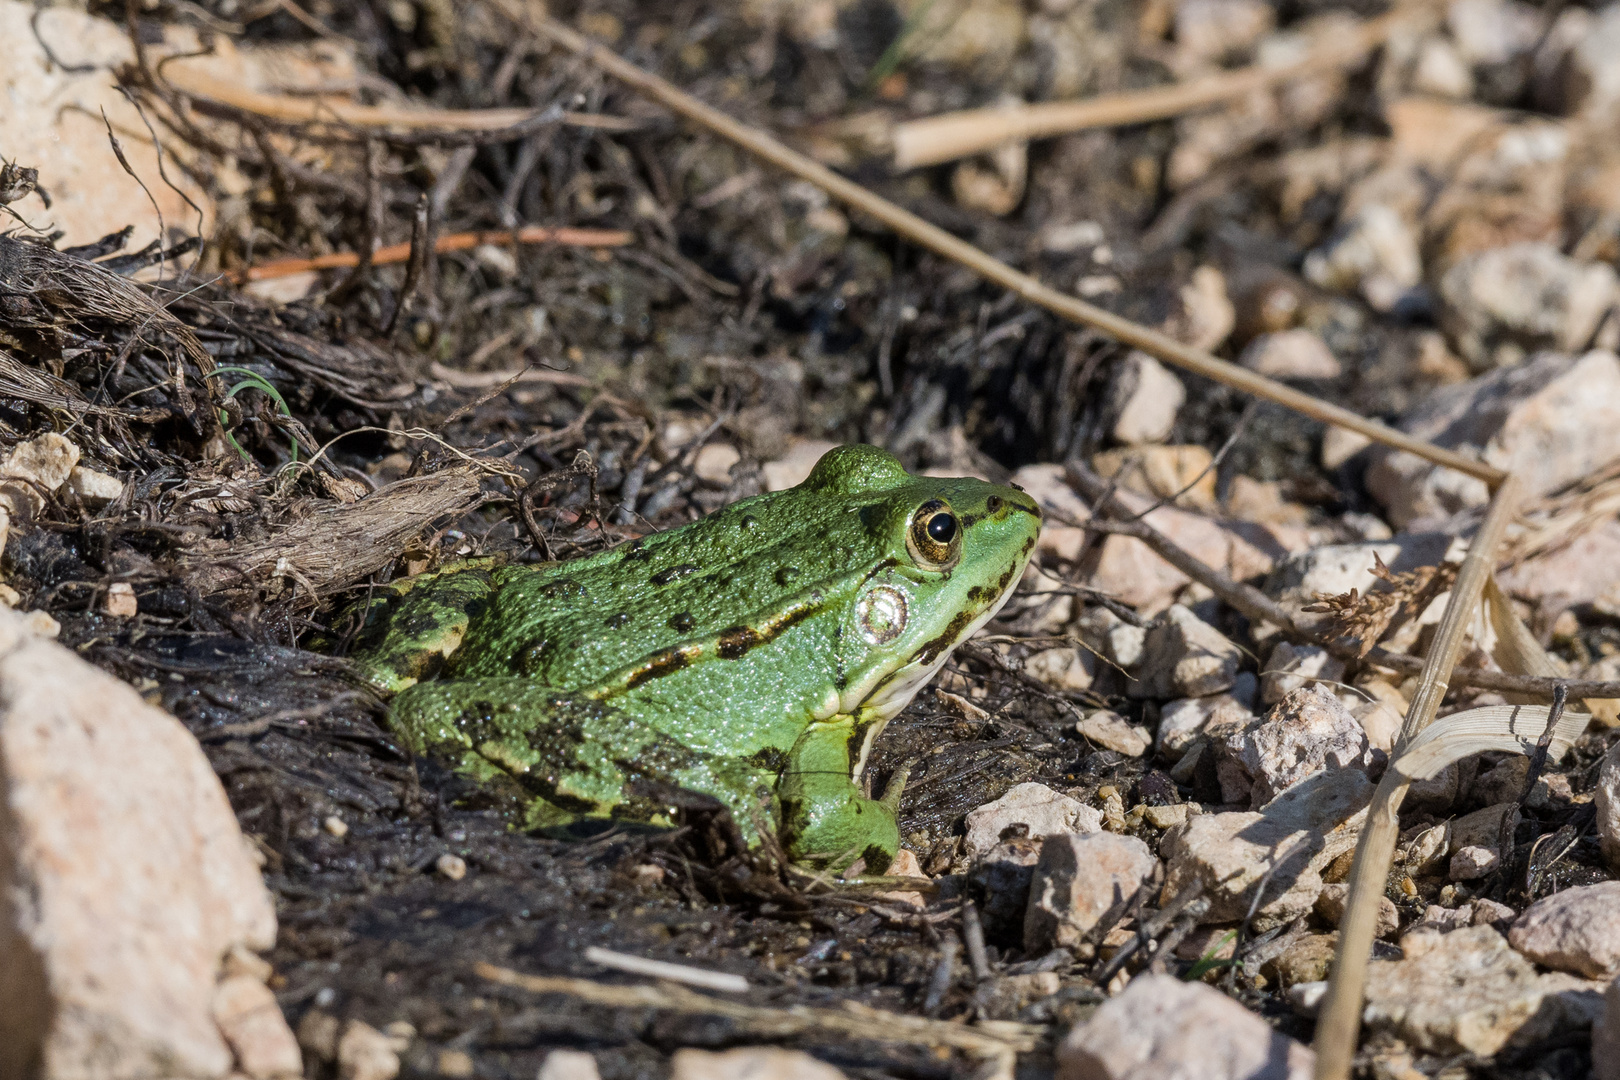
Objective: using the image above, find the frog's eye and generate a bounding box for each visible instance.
[907,499,960,570]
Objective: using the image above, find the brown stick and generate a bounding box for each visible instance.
[1311,475,1525,1080]
[159,63,641,133]
[891,7,1414,170]
[232,225,634,283]
[533,18,1504,488]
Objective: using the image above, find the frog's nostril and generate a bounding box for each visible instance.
[986,495,1003,514]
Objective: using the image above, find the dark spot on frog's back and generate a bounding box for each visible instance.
[605,612,632,629]
[668,612,695,633]
[540,579,586,599]
[621,542,651,563]
[775,566,800,586]
[650,563,701,586]
[717,625,762,659]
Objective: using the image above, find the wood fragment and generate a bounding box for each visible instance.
[532,17,1503,487]
[582,946,750,992]
[890,6,1416,170]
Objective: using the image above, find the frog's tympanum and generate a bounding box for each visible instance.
[350,444,1041,870]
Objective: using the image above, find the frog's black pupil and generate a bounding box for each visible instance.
[927,513,957,544]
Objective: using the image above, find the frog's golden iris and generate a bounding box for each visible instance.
[349,444,1041,870]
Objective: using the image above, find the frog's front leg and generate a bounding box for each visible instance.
[778,717,903,873]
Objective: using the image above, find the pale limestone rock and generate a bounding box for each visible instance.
[1076,710,1151,757]
[693,443,741,484]
[1364,925,1606,1055]
[1131,604,1241,699]
[1157,694,1255,757]
[1160,769,1372,927]
[672,1047,847,1080]
[1315,883,1399,938]
[1077,606,1146,669]
[1024,832,1159,952]
[105,582,138,619]
[1173,0,1275,62]
[1216,685,1375,807]
[1026,647,1097,693]
[1239,329,1342,380]
[1165,266,1236,353]
[1450,845,1500,881]
[539,1050,602,1080]
[1352,700,1403,753]
[1107,352,1185,446]
[1508,882,1620,979]
[1303,203,1422,312]
[1056,973,1314,1080]
[0,604,281,1078]
[1090,445,1218,511]
[1447,0,1542,65]
[1439,244,1618,369]
[1260,642,1347,705]
[1009,463,1090,523]
[337,1020,400,1080]
[1595,975,1620,1080]
[1598,740,1620,870]
[1368,351,1620,528]
[213,975,301,1080]
[66,465,124,507]
[963,782,1102,857]
[762,439,838,492]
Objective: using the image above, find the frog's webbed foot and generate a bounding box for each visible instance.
[779,718,901,873]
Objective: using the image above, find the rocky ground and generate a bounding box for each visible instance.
[2,0,1620,1078]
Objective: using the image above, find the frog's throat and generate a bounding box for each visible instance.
[848,580,1021,784]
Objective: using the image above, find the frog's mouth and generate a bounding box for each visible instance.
[845,578,1022,784]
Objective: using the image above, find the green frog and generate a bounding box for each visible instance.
[349,444,1041,871]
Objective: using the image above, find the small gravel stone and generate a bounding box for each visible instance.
[693,443,741,484]
[539,1050,602,1080]
[1508,882,1620,979]
[1240,329,1343,380]
[1450,845,1500,881]
[1132,604,1241,699]
[1438,243,1618,369]
[1598,740,1620,870]
[1076,710,1151,757]
[1216,685,1377,807]
[213,974,303,1080]
[1595,975,1620,1080]
[435,853,468,881]
[1260,642,1347,706]
[105,581,137,618]
[337,1019,401,1080]
[1107,352,1185,445]
[1315,883,1400,938]
[1056,973,1314,1080]
[1157,694,1255,757]
[1026,647,1097,692]
[323,815,349,839]
[1024,832,1159,953]
[1364,925,1606,1055]
[66,464,124,506]
[963,782,1102,858]
[672,1048,847,1080]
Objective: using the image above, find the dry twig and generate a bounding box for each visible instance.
[232,225,634,283]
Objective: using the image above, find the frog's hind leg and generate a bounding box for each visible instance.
[390,678,772,835]
[778,717,902,873]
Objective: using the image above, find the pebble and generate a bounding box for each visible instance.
[338,1020,401,1080]
[1303,203,1423,312]
[539,1049,602,1080]
[1449,845,1499,881]
[1596,975,1620,1080]
[1173,0,1275,63]
[1157,694,1255,757]
[1160,768,1373,927]
[105,581,138,618]
[1267,932,1339,986]
[435,853,468,881]
[692,443,741,484]
[762,439,839,492]
[1026,646,1098,692]
[1056,973,1314,1080]
[1351,700,1403,753]
[672,1047,847,1080]
[1260,642,1347,705]
[1366,350,1620,528]
[67,464,124,506]
[1024,832,1159,953]
[212,974,303,1080]
[1077,607,1147,669]
[1438,243,1618,369]
[0,605,284,1078]
[1508,882,1620,979]
[1131,604,1241,699]
[970,837,1044,941]
[1239,329,1343,380]
[1164,266,1236,353]
[963,782,1102,858]
[1076,710,1151,757]
[1598,740,1620,870]
[1106,352,1186,446]
[1364,925,1606,1055]
[1315,883,1400,939]
[323,815,349,839]
[1090,444,1218,511]
[1216,685,1376,808]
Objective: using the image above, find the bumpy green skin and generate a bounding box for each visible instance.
[349,445,1041,870]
